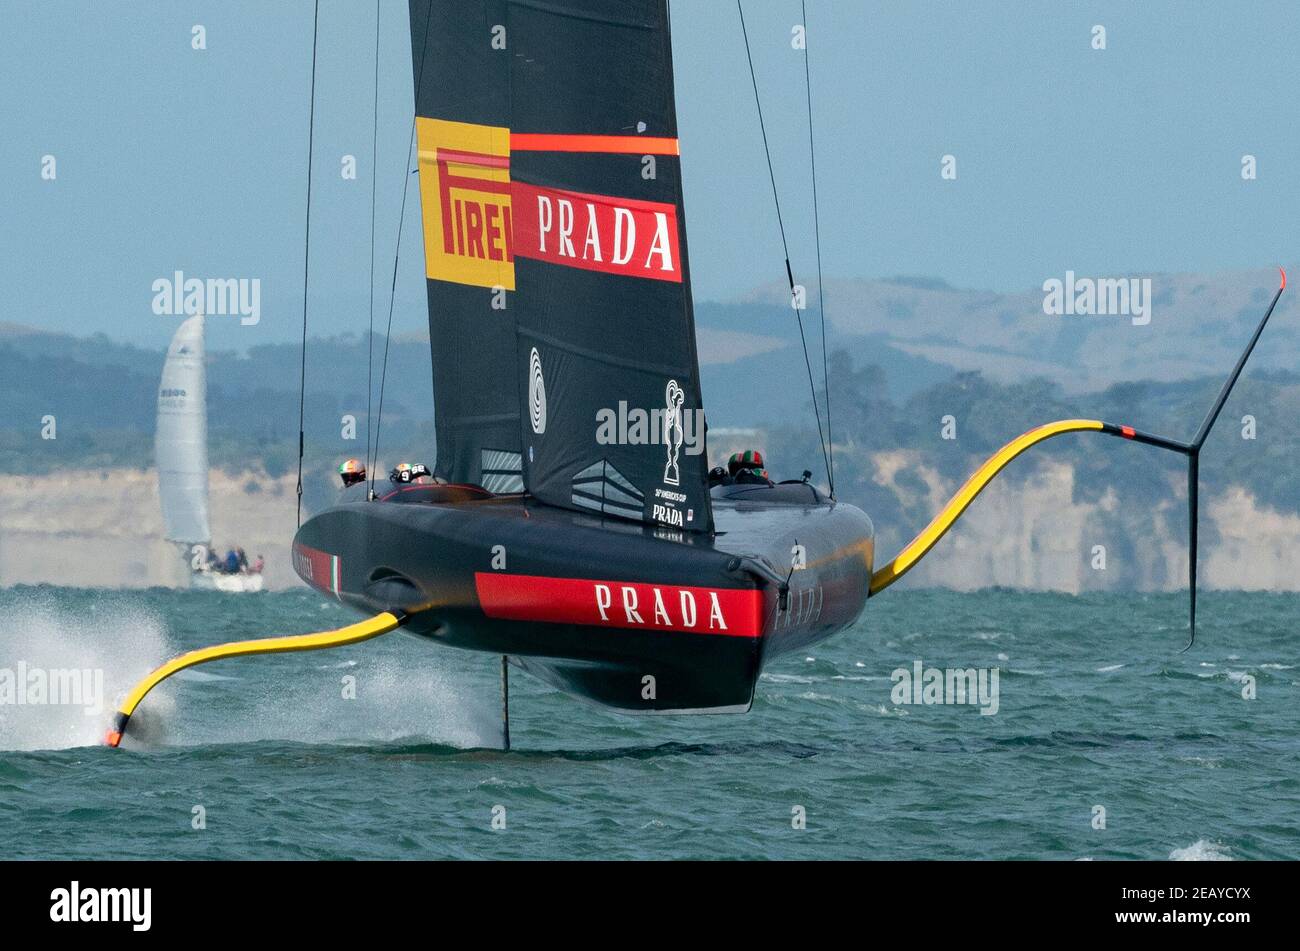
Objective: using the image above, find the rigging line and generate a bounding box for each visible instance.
[800,0,833,498]
[371,8,435,496]
[736,0,790,264]
[365,0,381,477]
[296,0,321,528]
[369,128,413,492]
[736,0,832,490]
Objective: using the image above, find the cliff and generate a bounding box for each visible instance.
[0,469,298,589]
[1,464,1295,592]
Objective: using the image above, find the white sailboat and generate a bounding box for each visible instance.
[156,313,263,592]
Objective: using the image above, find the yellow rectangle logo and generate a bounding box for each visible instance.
[416,117,515,290]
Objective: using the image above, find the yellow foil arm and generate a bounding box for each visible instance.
[105,611,404,746]
[869,420,1104,595]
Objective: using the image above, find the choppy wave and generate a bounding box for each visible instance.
[1,586,1296,860]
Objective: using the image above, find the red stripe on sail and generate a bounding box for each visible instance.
[510,181,683,283]
[436,147,510,169]
[510,133,679,155]
[474,572,763,638]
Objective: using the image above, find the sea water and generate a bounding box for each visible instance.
[0,586,1296,860]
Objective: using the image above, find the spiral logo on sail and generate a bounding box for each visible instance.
[529,347,547,435]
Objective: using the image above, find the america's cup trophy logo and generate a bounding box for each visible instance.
[663,380,684,486]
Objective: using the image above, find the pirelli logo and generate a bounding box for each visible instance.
[415,117,683,290]
[417,118,515,290]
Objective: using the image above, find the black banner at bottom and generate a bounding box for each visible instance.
[0,860,1279,937]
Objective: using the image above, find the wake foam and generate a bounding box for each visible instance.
[176,650,499,749]
[0,591,499,751]
[0,594,173,752]
[1169,839,1233,861]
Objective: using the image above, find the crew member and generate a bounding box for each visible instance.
[338,458,367,488]
[727,449,773,486]
[388,462,435,485]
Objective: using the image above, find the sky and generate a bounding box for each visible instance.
[2,1,1296,352]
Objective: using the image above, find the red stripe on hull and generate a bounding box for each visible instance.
[474,572,764,638]
[292,542,335,594]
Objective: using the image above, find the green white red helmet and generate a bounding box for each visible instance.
[727,449,767,478]
[337,458,366,487]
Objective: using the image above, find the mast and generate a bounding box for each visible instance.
[406,0,714,532]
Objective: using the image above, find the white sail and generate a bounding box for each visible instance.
[156,313,211,546]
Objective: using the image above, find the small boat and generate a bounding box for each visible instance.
[156,313,264,594]
[191,569,263,595]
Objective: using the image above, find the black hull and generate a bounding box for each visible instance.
[292,487,872,713]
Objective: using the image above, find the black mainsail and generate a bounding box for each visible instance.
[409,0,713,532]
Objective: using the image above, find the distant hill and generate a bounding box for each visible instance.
[722,266,1299,406]
[0,327,436,479]
[760,350,1300,584]
[1,269,1297,590]
[4,268,1296,495]
[5,264,1293,441]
